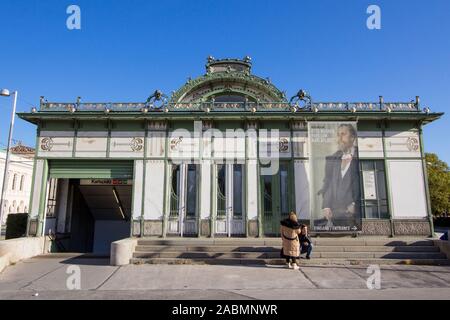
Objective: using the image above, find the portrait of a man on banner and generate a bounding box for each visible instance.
[309,122,362,232]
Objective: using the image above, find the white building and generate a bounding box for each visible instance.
[0,144,35,225]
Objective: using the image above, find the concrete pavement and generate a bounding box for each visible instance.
[0,255,449,299]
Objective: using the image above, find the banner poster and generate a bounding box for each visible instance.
[308,122,362,232]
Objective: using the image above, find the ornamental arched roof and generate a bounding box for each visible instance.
[169,57,288,104]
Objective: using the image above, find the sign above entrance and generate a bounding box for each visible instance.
[79,179,133,186]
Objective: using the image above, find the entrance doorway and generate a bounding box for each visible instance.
[260,161,293,236]
[44,160,134,254]
[214,163,245,236]
[45,179,132,254]
[167,163,199,236]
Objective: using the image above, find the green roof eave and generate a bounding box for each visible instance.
[17,111,444,125]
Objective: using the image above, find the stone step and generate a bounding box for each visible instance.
[136,238,435,247]
[130,257,450,266]
[136,239,276,246]
[134,245,440,253]
[336,246,439,252]
[132,251,446,260]
[313,239,435,247]
[131,237,447,266]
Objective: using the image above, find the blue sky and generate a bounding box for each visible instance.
[0,0,449,163]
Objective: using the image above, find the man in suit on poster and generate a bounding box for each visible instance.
[317,123,361,230]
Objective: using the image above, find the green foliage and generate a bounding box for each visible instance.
[5,213,28,240]
[426,153,450,216]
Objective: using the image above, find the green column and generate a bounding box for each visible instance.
[418,124,435,237]
[36,160,49,237]
[381,121,395,237]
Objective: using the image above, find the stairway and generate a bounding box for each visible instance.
[130,238,450,266]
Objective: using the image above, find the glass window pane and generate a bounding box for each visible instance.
[216,164,226,218]
[380,206,389,219]
[186,165,197,217]
[376,170,387,200]
[364,202,379,219]
[362,161,374,171]
[170,165,180,217]
[375,160,385,171]
[263,175,272,216]
[233,165,243,217]
[217,165,225,197]
[280,164,289,216]
[360,160,390,219]
[171,165,180,196]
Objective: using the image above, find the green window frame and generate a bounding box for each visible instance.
[360,160,390,219]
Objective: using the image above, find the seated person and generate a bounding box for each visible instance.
[299,225,313,259]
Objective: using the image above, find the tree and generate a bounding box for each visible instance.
[426,153,450,217]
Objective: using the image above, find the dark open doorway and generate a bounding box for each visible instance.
[45,178,132,254]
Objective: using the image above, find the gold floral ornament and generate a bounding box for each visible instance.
[130,138,144,152]
[406,137,419,152]
[40,137,54,151]
[279,138,289,152]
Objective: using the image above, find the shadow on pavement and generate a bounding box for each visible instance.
[54,254,111,266]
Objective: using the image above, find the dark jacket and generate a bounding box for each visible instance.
[320,147,361,219]
[299,234,312,247]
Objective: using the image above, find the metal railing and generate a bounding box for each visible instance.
[38,101,422,113]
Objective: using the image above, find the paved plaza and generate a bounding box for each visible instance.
[0,255,449,300]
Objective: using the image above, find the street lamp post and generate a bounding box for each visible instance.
[0,89,18,233]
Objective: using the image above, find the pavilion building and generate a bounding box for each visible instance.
[18,57,443,254]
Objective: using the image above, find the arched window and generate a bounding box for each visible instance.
[24,206,28,213]
[7,171,12,190]
[20,175,25,191]
[12,174,18,190]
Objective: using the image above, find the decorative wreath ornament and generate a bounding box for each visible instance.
[406,137,419,152]
[130,138,144,152]
[40,137,54,151]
